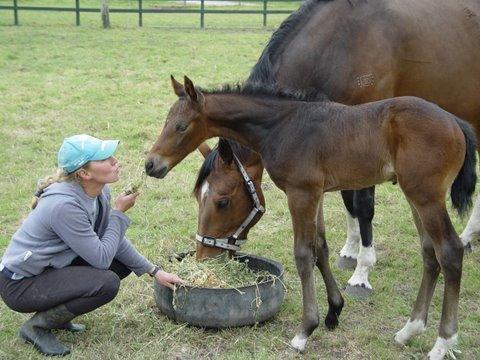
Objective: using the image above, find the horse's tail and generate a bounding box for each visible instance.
[451,118,477,217]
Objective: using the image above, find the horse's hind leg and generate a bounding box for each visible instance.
[345,187,377,297]
[395,203,439,345]
[314,195,344,330]
[337,190,361,270]
[400,199,463,360]
[421,207,463,360]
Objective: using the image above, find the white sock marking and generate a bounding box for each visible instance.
[427,334,458,360]
[340,211,360,259]
[394,319,426,345]
[347,244,376,288]
[460,193,480,246]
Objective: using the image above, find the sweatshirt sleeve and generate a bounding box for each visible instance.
[115,237,155,276]
[51,202,130,269]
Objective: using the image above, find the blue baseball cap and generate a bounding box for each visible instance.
[58,134,119,174]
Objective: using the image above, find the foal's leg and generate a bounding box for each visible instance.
[337,190,361,270]
[345,187,377,297]
[314,195,344,330]
[395,204,439,345]
[422,208,463,360]
[402,201,463,360]
[287,189,322,353]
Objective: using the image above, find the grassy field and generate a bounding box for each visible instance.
[1,9,479,360]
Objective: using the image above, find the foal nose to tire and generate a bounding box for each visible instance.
[145,159,154,174]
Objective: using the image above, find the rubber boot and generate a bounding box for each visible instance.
[57,321,85,332]
[18,304,77,356]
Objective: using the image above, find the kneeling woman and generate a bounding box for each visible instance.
[0,134,182,356]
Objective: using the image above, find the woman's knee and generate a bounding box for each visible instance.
[100,270,121,302]
[109,260,132,280]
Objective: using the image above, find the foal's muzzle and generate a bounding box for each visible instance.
[145,157,169,179]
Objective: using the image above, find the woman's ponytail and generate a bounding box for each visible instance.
[30,169,69,209]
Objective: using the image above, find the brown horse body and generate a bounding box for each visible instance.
[196,0,480,297]
[146,78,476,359]
[253,0,480,124]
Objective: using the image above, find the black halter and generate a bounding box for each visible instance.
[196,154,265,251]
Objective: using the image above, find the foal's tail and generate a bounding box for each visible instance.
[451,118,477,217]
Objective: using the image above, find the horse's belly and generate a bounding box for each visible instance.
[324,162,395,192]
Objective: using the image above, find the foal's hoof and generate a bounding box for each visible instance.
[325,298,344,330]
[345,284,373,298]
[325,310,340,330]
[290,334,307,353]
[336,255,357,270]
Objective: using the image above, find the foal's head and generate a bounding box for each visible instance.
[145,76,207,179]
[194,139,264,259]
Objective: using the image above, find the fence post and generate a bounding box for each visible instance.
[101,0,110,28]
[200,0,204,29]
[13,0,18,25]
[263,0,267,27]
[138,0,143,26]
[75,0,80,26]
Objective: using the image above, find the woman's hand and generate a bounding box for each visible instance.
[114,192,139,213]
[154,270,184,290]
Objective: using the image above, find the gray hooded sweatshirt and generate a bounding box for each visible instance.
[0,181,154,279]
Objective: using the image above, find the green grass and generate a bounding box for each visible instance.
[1,12,480,360]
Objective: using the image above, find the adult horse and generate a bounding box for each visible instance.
[192,0,480,296]
[145,77,476,359]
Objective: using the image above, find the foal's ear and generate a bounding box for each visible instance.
[184,76,205,105]
[218,138,234,165]
[198,142,212,158]
[171,75,185,97]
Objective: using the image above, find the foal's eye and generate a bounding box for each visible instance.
[216,198,230,209]
[176,123,188,133]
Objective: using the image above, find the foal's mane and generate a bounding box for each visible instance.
[247,0,335,85]
[193,139,253,195]
[200,83,320,102]
[193,83,325,195]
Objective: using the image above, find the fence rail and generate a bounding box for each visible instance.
[0,0,298,28]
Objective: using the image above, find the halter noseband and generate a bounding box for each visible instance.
[195,154,265,252]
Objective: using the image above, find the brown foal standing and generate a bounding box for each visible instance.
[145,77,476,360]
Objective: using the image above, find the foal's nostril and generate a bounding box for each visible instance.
[158,165,168,178]
[145,160,154,173]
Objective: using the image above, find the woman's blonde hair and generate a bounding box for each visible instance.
[30,166,88,210]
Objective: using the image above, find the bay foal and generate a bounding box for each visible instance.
[145,77,476,359]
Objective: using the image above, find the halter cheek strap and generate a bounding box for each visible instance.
[195,154,265,252]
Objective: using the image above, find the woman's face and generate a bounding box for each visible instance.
[85,157,120,184]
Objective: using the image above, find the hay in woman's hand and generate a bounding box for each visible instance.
[123,180,143,195]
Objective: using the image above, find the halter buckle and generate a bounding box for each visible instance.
[246,180,256,194]
[227,236,238,245]
[200,236,216,248]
